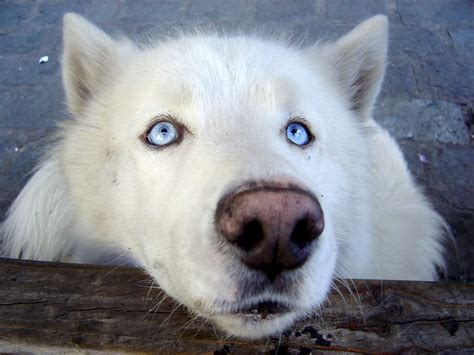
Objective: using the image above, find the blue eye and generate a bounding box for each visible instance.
[147,121,179,147]
[286,122,310,146]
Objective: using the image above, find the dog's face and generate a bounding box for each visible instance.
[60,14,387,338]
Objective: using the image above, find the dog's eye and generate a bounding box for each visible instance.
[147,121,179,147]
[286,122,310,146]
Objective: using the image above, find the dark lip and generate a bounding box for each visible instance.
[231,301,291,320]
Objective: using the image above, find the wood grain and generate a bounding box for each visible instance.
[0,258,472,353]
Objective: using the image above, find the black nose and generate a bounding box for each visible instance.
[216,183,324,281]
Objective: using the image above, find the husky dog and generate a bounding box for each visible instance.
[1,14,446,338]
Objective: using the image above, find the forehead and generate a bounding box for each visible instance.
[123,35,313,123]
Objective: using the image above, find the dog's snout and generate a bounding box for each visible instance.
[216,183,324,280]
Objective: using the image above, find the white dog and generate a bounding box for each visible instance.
[1,14,447,338]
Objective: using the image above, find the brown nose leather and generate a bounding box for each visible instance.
[215,183,324,281]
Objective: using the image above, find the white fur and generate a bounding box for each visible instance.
[0,14,447,338]
[1,158,75,261]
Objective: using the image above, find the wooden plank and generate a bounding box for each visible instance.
[0,258,472,353]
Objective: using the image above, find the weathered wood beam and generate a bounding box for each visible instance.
[0,258,472,353]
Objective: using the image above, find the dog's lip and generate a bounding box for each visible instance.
[224,300,292,320]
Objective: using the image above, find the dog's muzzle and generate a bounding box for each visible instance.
[215,182,324,281]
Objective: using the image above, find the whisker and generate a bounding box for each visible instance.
[147,293,170,319]
[192,317,209,339]
[102,258,134,278]
[146,278,157,304]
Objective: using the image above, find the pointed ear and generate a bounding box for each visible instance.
[62,13,137,116]
[310,15,388,119]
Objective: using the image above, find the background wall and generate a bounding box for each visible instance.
[0,0,472,280]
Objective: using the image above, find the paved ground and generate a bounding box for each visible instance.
[0,0,473,280]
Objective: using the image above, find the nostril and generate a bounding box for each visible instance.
[290,216,320,248]
[235,219,265,252]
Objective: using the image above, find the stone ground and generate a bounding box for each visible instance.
[0,0,472,280]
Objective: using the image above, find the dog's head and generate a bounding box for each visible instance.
[60,14,388,338]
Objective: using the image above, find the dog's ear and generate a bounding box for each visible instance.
[309,15,388,119]
[62,13,137,116]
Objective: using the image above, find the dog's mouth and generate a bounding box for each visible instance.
[234,300,291,320]
[211,300,293,323]
[207,299,299,337]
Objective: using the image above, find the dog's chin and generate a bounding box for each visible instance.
[205,301,305,339]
